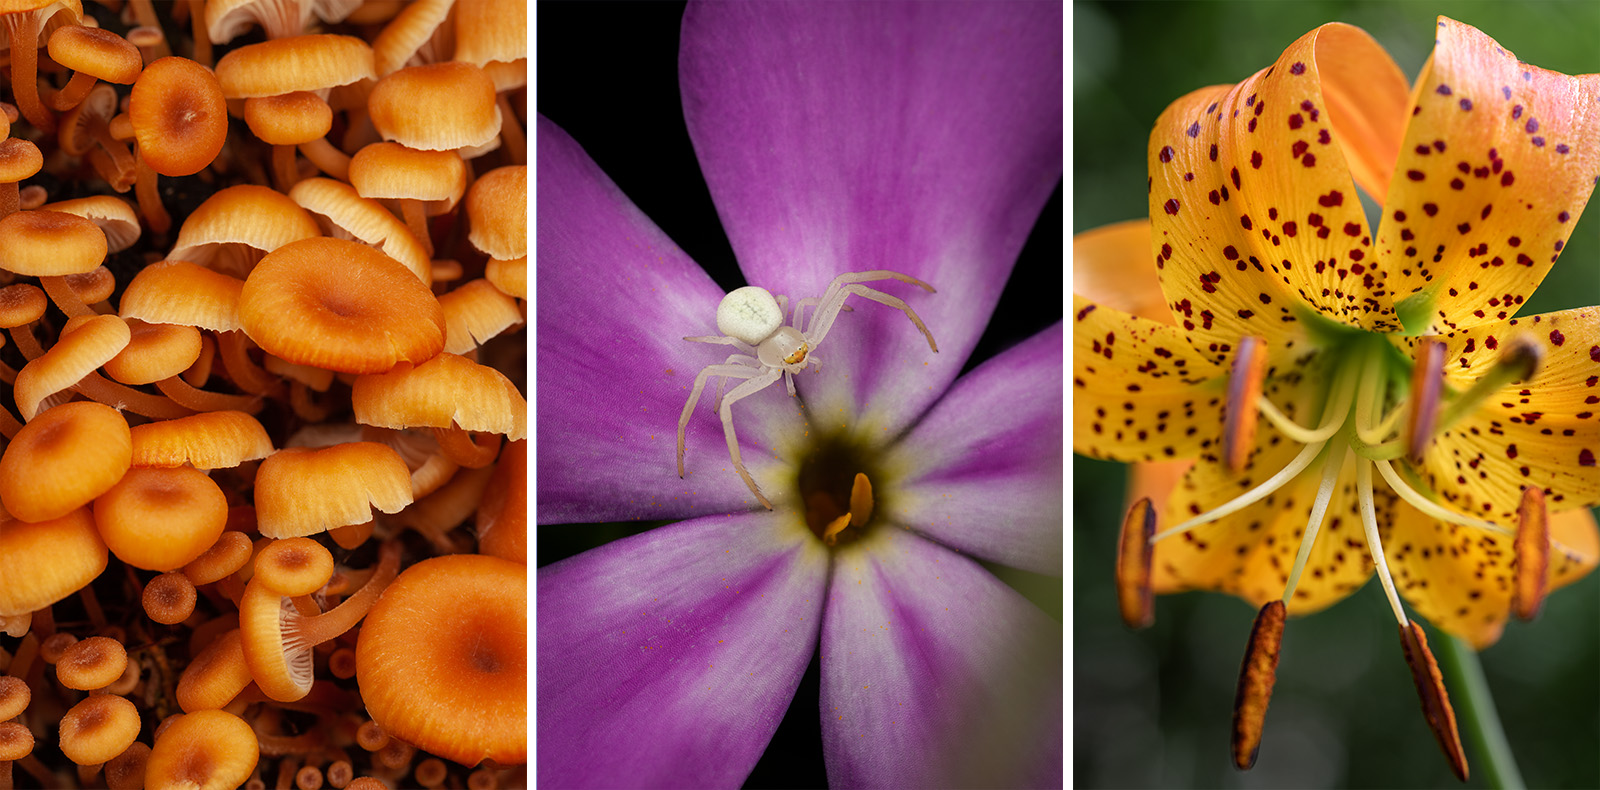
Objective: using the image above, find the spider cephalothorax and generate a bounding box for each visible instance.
[675,270,938,509]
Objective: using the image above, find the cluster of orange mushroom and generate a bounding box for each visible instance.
[0,1,526,788]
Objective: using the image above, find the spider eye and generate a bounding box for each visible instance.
[715,286,782,345]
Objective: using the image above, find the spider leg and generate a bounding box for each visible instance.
[678,363,760,478]
[718,367,784,509]
[712,354,761,413]
[792,297,850,333]
[804,270,935,336]
[807,283,939,353]
[684,335,758,356]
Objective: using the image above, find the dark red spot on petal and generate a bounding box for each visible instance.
[1550,329,1565,346]
[1164,199,1180,215]
[1408,170,1426,181]
[1251,151,1263,169]
[1187,122,1201,138]
[1318,190,1343,207]
[1290,62,1305,75]
[1159,145,1175,163]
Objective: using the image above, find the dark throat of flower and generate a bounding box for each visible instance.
[1120,329,1553,777]
[796,431,888,548]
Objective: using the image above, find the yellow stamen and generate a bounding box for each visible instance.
[1405,339,1445,463]
[848,472,872,528]
[1223,336,1268,472]
[1397,622,1468,782]
[822,513,852,546]
[821,472,875,546]
[1512,486,1549,622]
[1231,600,1285,771]
[1116,497,1155,629]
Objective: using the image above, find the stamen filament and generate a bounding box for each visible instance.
[1434,336,1541,435]
[1255,396,1337,444]
[1357,460,1409,625]
[1151,440,1328,542]
[1372,459,1513,537]
[1280,447,1349,605]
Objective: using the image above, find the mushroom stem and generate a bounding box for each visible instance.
[5,13,54,133]
[496,94,524,166]
[289,381,332,422]
[0,402,22,439]
[47,72,98,112]
[72,371,197,419]
[401,199,432,258]
[155,376,264,414]
[89,122,137,183]
[298,138,350,181]
[38,275,93,319]
[433,425,501,469]
[134,147,172,234]
[217,331,282,397]
[289,540,400,648]
[187,0,211,67]
[0,184,17,221]
[124,1,171,59]
[9,326,43,360]
[272,145,300,191]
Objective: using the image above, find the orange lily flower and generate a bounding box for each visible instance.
[1073,17,1599,779]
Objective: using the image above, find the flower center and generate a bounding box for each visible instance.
[795,432,886,548]
[1150,325,1547,624]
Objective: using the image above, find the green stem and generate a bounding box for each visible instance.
[1436,632,1524,789]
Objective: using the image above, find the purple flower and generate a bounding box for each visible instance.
[537,2,1064,787]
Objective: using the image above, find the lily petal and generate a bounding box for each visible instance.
[679,0,1063,433]
[536,511,829,789]
[1072,295,1227,463]
[1381,18,1600,335]
[1395,308,1600,521]
[1148,23,1411,369]
[1073,220,1175,325]
[1384,496,1597,648]
[536,115,807,522]
[820,527,1062,788]
[890,323,1062,575]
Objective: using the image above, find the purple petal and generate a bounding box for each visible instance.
[537,511,830,789]
[680,1,1063,432]
[890,323,1063,574]
[819,528,1062,787]
[536,115,809,522]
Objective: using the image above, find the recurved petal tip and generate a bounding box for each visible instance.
[1115,497,1156,628]
[1398,622,1469,782]
[1231,600,1286,771]
[1512,485,1549,621]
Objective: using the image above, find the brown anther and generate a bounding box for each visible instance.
[1511,486,1549,621]
[1398,622,1468,781]
[1115,497,1156,629]
[1222,336,1267,472]
[1231,600,1286,770]
[1406,339,1445,462]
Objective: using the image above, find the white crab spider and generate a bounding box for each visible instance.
[676,270,938,510]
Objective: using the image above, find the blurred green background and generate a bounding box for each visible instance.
[1073,1,1599,788]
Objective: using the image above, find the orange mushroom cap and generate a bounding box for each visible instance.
[351,352,526,440]
[119,259,246,332]
[0,401,131,522]
[0,209,108,276]
[367,62,500,151]
[214,34,375,98]
[464,166,525,260]
[239,237,444,374]
[356,553,526,765]
[129,56,228,176]
[129,410,273,470]
[145,709,260,790]
[0,507,107,617]
[47,25,142,84]
[175,628,252,712]
[93,466,228,571]
[168,184,321,273]
[287,177,430,283]
[56,635,128,691]
[254,442,413,538]
[59,694,141,765]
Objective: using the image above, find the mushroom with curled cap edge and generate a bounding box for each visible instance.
[357,553,526,766]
